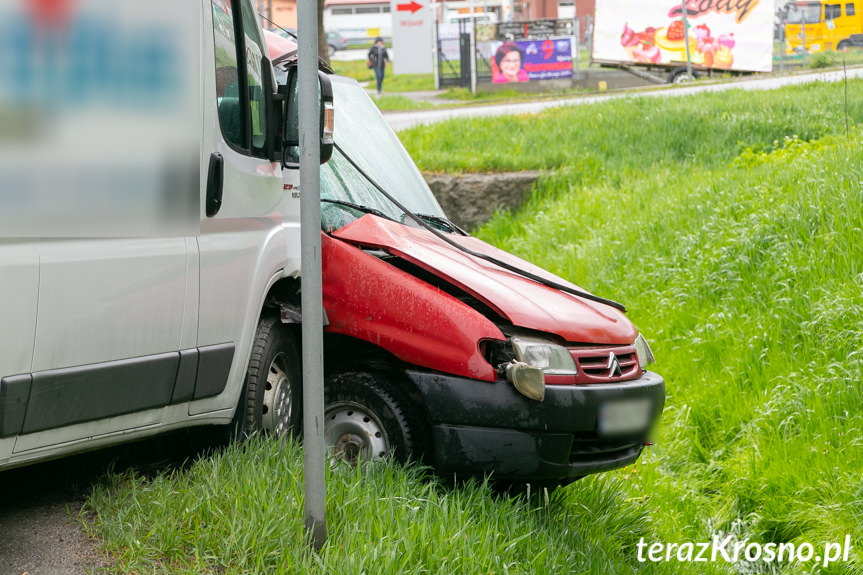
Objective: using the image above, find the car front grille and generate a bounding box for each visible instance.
[569,345,640,384]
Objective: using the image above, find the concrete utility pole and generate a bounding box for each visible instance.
[469,0,477,93]
[297,0,327,553]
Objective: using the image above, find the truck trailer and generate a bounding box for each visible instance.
[592,0,776,83]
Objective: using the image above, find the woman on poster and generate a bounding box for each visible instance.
[493,42,528,83]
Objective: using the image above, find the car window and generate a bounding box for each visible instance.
[240,0,269,155]
[211,0,270,158]
[212,0,245,149]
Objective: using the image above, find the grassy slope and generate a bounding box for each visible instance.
[402,80,863,571]
[84,81,862,574]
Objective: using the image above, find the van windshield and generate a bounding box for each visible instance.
[320,76,446,232]
[786,3,822,23]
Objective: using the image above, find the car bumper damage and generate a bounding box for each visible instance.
[408,369,665,481]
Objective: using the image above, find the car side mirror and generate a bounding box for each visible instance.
[282,67,334,168]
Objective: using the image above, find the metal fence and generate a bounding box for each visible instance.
[437,18,585,90]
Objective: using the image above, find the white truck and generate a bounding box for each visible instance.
[591,0,775,83]
[0,0,664,486]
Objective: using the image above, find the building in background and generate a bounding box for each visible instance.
[255,0,297,30]
[324,0,392,43]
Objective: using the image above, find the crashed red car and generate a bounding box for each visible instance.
[270,36,664,485]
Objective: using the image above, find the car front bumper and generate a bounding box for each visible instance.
[407,369,665,482]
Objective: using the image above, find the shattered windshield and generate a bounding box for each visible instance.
[320,76,445,231]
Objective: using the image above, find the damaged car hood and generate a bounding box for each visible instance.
[331,215,637,345]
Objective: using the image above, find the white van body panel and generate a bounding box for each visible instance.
[0,242,39,463]
[0,0,303,468]
[31,238,189,372]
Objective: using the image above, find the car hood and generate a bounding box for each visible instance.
[331,215,637,344]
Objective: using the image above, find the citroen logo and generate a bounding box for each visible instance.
[606,352,622,377]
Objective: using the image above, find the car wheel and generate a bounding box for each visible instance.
[239,316,302,439]
[328,44,336,57]
[323,371,423,465]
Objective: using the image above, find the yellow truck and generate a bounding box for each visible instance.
[785,0,863,52]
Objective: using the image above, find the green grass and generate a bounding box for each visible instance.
[330,60,435,93]
[406,80,863,572]
[83,80,863,574]
[83,437,712,575]
[473,133,863,572]
[399,79,863,173]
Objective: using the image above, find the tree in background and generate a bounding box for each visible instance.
[318,0,328,64]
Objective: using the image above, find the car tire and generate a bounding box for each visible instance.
[323,371,424,465]
[328,44,336,57]
[238,315,302,440]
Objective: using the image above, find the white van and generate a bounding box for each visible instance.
[0,0,331,468]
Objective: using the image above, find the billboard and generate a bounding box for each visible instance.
[592,0,774,73]
[490,38,574,83]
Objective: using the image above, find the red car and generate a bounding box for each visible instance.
[268,35,664,486]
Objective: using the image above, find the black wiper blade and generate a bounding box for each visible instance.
[321,198,395,222]
[414,213,469,236]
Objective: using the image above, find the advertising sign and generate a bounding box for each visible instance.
[490,38,573,83]
[391,0,433,75]
[592,0,774,72]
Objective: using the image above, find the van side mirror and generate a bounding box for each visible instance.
[282,67,334,168]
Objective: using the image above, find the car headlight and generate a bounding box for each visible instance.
[511,337,578,375]
[634,334,655,368]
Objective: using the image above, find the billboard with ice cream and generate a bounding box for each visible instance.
[592,0,774,73]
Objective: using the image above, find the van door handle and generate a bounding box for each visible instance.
[205,153,224,217]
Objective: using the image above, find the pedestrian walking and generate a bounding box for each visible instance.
[367,37,389,95]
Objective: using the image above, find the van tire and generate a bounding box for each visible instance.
[323,372,423,464]
[239,316,302,439]
[837,40,851,51]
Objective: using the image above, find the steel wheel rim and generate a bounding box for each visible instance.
[262,352,292,436]
[324,400,390,464]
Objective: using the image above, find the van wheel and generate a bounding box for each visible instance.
[240,316,302,439]
[837,40,851,51]
[323,372,422,465]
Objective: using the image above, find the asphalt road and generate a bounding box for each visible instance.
[0,433,211,575]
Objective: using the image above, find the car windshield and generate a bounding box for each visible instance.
[786,3,822,23]
[319,76,446,232]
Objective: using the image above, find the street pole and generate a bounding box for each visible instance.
[433,2,440,90]
[469,0,477,94]
[780,15,785,74]
[297,0,327,553]
[681,1,693,79]
[574,15,580,80]
[802,16,807,67]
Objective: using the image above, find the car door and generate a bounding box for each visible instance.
[191,0,297,417]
